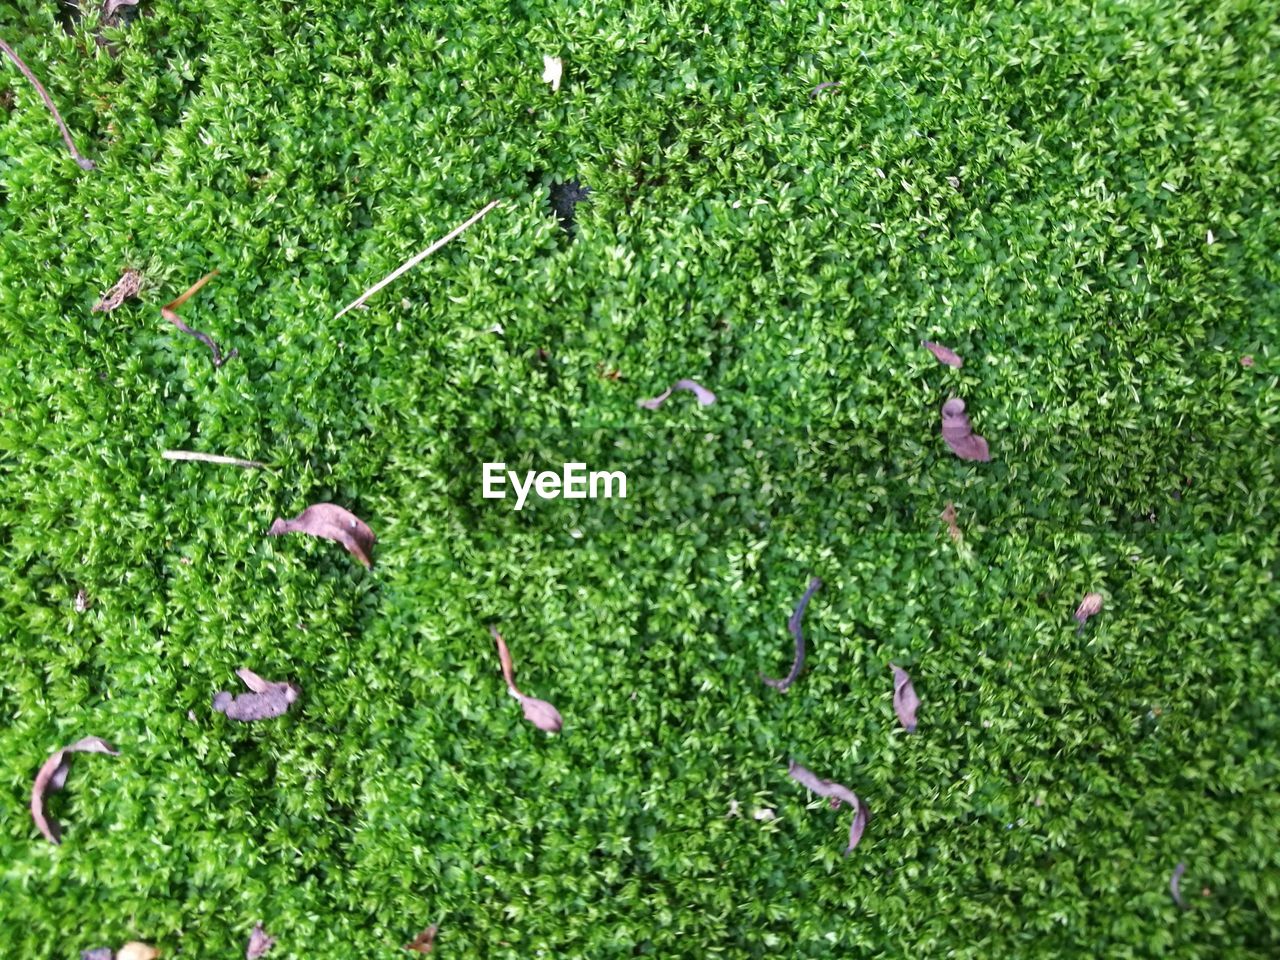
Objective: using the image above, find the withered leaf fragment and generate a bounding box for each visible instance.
[162,270,237,367]
[809,81,841,98]
[246,922,275,959]
[786,759,869,855]
[213,668,300,722]
[405,925,438,954]
[921,340,964,368]
[104,0,139,18]
[268,503,375,569]
[638,378,717,410]
[0,36,95,169]
[1170,861,1189,910]
[81,949,113,960]
[891,664,920,732]
[31,736,119,844]
[940,501,962,541]
[761,577,823,692]
[93,269,143,312]
[1074,592,1104,635]
[940,397,991,461]
[489,625,563,733]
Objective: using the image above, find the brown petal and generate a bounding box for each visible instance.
[891,664,920,732]
[31,736,120,844]
[638,378,717,410]
[761,577,823,692]
[213,669,300,722]
[786,759,869,855]
[940,397,991,461]
[93,269,143,313]
[246,922,276,959]
[268,503,375,569]
[921,340,964,368]
[405,925,438,954]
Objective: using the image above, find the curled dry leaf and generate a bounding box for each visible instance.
[940,501,962,541]
[1170,861,1189,910]
[116,945,158,960]
[809,81,841,98]
[542,55,562,92]
[787,759,868,855]
[213,668,300,722]
[940,397,991,461]
[638,378,717,410]
[761,577,823,692]
[489,626,563,733]
[921,340,964,368]
[0,36,96,169]
[93,269,143,312]
[161,271,237,367]
[405,924,438,954]
[268,503,375,569]
[31,736,119,844]
[246,923,275,959]
[1074,592,1104,634]
[891,664,920,732]
[75,588,91,612]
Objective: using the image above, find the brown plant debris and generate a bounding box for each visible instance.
[761,577,823,692]
[268,503,375,569]
[93,269,143,312]
[891,664,920,732]
[161,271,237,367]
[638,378,717,410]
[31,736,120,844]
[213,668,300,722]
[489,625,563,732]
[940,397,990,461]
[921,341,963,368]
[786,759,869,855]
[0,36,96,169]
[405,925,438,954]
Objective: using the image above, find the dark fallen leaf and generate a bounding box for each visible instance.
[246,922,275,959]
[213,668,300,722]
[405,924,438,954]
[1074,592,1104,634]
[0,36,95,169]
[93,269,143,312]
[638,378,717,410]
[161,271,237,367]
[549,180,590,233]
[891,664,920,732]
[921,340,964,368]
[81,949,113,960]
[940,397,990,461]
[809,81,841,98]
[31,736,120,844]
[761,577,823,692]
[1170,861,1189,910]
[268,503,375,569]
[489,626,563,733]
[786,759,869,855]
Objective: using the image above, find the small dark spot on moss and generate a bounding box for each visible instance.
[549,180,590,234]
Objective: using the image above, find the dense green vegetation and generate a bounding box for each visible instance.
[1,0,1277,956]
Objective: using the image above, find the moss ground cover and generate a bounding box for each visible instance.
[1,0,1277,956]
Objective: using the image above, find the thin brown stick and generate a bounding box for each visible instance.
[334,199,502,319]
[161,271,237,366]
[0,35,95,170]
[161,450,268,469]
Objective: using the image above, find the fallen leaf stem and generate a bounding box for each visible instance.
[0,35,95,170]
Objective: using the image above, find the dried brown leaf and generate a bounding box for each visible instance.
[93,269,143,312]
[940,397,991,461]
[31,736,119,844]
[921,340,964,368]
[891,664,920,733]
[940,501,962,541]
[638,378,717,410]
[786,759,868,855]
[213,669,300,722]
[161,271,236,367]
[489,626,562,733]
[246,922,275,959]
[405,925,438,954]
[1074,592,1104,634]
[103,0,139,18]
[268,503,375,569]
[761,577,823,692]
[809,81,841,98]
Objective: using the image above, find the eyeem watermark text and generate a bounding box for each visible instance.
[482,462,627,510]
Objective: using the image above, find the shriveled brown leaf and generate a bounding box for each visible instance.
[921,340,964,368]
[786,760,868,855]
[489,626,563,733]
[93,268,143,312]
[246,922,275,959]
[1074,592,1104,634]
[161,271,237,367]
[213,668,300,722]
[761,577,823,692]
[75,588,91,612]
[405,925,438,954]
[268,503,375,569]
[31,736,119,844]
[940,501,962,541]
[940,397,991,461]
[891,664,920,733]
[638,378,717,410]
